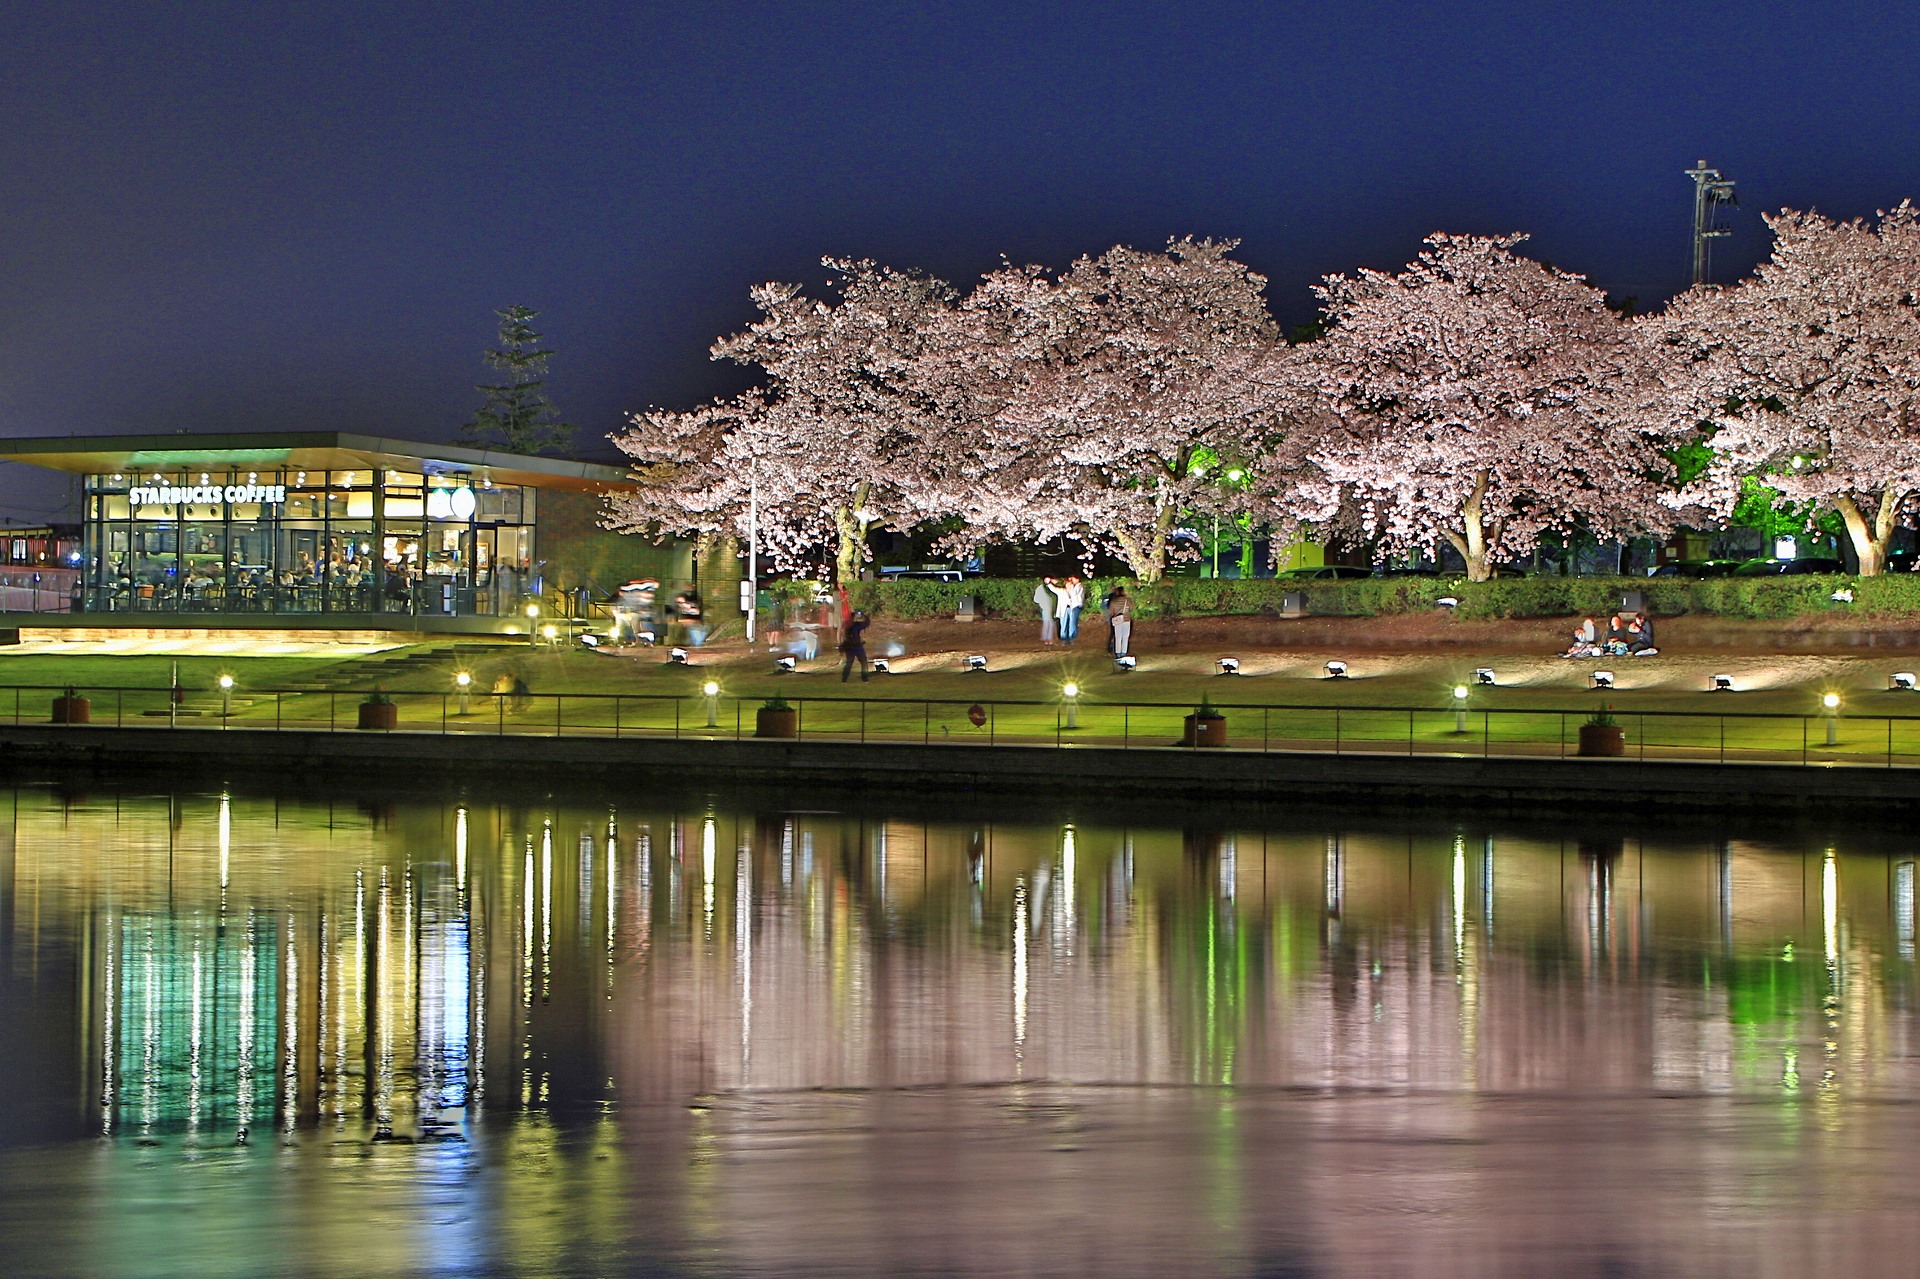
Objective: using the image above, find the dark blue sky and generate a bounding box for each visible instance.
[4,0,1917,517]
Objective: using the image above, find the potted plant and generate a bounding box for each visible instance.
[358,688,399,731]
[1577,704,1626,757]
[51,685,89,725]
[755,694,799,739]
[1184,695,1228,748]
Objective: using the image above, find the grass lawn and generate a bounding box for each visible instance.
[8,634,1912,764]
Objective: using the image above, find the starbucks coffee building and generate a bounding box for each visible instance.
[0,431,669,630]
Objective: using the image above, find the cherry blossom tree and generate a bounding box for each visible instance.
[607,260,957,581]
[918,238,1325,581]
[1295,234,1684,581]
[1660,204,1920,574]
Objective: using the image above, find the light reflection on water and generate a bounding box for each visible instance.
[2,785,1919,1276]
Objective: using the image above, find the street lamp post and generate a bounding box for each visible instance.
[1063,682,1080,730]
[1823,692,1841,746]
[456,671,472,716]
[702,680,721,729]
[1453,684,1469,734]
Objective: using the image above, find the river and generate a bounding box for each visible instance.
[1,781,1916,1277]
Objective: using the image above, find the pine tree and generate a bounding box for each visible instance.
[461,305,574,455]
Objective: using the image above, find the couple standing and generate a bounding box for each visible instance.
[1033,576,1087,645]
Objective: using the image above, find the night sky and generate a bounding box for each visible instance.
[4,0,1917,519]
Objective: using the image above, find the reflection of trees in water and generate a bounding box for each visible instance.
[7,788,1920,1140]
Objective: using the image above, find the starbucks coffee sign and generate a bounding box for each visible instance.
[130,482,287,506]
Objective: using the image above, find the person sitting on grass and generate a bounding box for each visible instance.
[1628,612,1658,655]
[1563,615,1599,657]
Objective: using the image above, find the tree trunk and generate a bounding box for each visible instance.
[1834,487,1899,576]
[832,482,873,586]
[1443,470,1493,582]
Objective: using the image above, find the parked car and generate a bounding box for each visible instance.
[1275,565,1373,580]
[877,567,975,582]
[1371,567,1441,578]
[1648,559,1744,578]
[1731,556,1846,576]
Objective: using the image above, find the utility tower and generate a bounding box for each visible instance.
[1685,159,1737,286]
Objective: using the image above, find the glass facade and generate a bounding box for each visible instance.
[82,465,536,616]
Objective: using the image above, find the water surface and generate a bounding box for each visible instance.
[2,783,1918,1277]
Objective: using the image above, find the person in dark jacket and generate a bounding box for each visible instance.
[840,610,871,682]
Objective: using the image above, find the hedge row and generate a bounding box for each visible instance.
[846,573,1920,622]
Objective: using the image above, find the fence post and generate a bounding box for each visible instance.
[278,692,284,733]
[440,693,446,735]
[1483,709,1491,757]
[614,696,622,740]
[556,695,563,738]
[330,693,336,733]
[860,700,866,744]
[1802,716,1808,765]
[1559,711,1566,758]
[923,701,929,746]
[1719,716,1725,764]
[1888,716,1895,768]
[1406,709,1413,756]
[118,690,123,728]
[1123,704,1129,749]
[674,698,680,739]
[497,695,504,736]
[1263,706,1269,753]
[1637,713,1645,761]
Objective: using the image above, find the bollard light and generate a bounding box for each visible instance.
[1823,691,1841,746]
[218,673,234,721]
[1452,684,1469,733]
[1062,681,1080,730]
[1324,660,1349,679]
[542,624,558,643]
[702,680,720,728]
[1436,597,1459,609]
[455,670,472,715]
[1590,670,1615,690]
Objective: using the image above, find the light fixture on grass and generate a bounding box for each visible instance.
[701,680,721,728]
[1062,681,1081,730]
[1590,670,1615,690]
[541,624,558,642]
[1832,588,1855,603]
[871,658,891,674]
[1437,597,1459,609]
[1823,691,1842,746]
[455,670,472,715]
[1892,671,1918,691]
[1115,655,1137,671]
[1217,657,1241,675]
[578,633,599,648]
[1452,684,1469,732]
[1324,660,1349,679]
[966,654,987,672]
[1711,673,1735,692]
[1822,691,1841,709]
[1474,667,1496,686]
[668,647,689,665]
[775,655,797,673]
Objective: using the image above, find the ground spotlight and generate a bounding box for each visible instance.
[1710,673,1735,692]
[668,647,689,665]
[1832,588,1855,603]
[1892,671,1918,691]
[1474,667,1496,686]
[1324,660,1349,679]
[1590,670,1615,690]
[871,658,891,674]
[1437,597,1459,609]
[638,630,656,645]
[966,654,987,672]
[1115,655,1137,672]
[1217,657,1241,675]
[577,633,600,648]
[775,655,797,673]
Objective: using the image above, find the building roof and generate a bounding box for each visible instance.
[0,431,634,492]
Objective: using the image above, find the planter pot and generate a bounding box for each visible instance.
[755,707,799,739]
[357,701,399,731]
[1577,723,1626,757]
[51,696,90,725]
[1184,712,1228,748]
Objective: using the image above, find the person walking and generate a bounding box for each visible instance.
[1108,584,1134,658]
[1033,577,1057,645]
[839,610,871,682]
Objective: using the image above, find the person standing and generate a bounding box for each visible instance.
[1108,584,1134,658]
[1055,575,1085,645]
[1033,577,1057,645]
[839,610,871,682]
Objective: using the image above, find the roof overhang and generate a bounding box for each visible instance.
[0,432,635,492]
